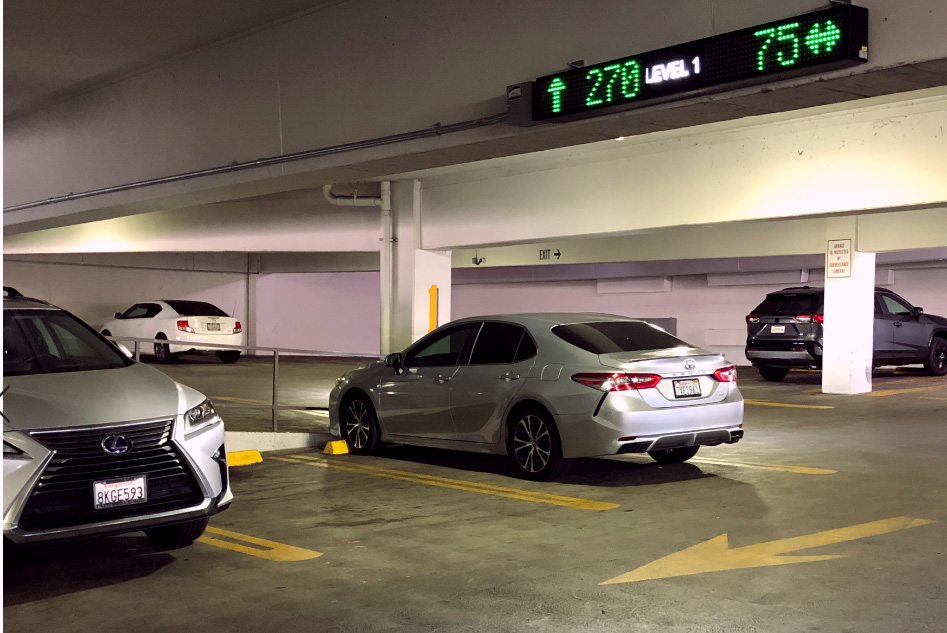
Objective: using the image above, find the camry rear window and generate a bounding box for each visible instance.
[752,293,822,315]
[164,300,229,317]
[3,309,130,376]
[552,322,687,354]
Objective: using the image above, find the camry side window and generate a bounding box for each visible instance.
[881,295,912,316]
[404,324,476,368]
[469,323,530,365]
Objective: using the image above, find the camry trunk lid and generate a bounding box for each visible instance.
[598,349,734,408]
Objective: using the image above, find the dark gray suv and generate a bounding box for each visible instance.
[745,286,947,381]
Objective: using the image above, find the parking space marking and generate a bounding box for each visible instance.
[868,385,946,397]
[211,395,328,417]
[690,457,836,475]
[274,455,619,511]
[198,526,323,561]
[743,398,834,409]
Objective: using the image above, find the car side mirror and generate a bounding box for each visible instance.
[914,306,924,318]
[385,353,402,370]
[114,312,123,319]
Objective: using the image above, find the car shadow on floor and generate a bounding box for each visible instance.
[3,535,176,607]
[374,445,718,488]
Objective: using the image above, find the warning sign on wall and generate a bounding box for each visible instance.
[826,238,853,278]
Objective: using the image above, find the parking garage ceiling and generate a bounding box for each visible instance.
[2,0,341,119]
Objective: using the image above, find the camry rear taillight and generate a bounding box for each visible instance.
[745,314,761,323]
[177,319,195,333]
[795,314,824,324]
[571,372,662,392]
[713,366,737,382]
[234,321,242,334]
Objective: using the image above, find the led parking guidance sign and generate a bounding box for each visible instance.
[531,5,868,123]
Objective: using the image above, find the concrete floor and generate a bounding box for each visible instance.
[5,366,947,632]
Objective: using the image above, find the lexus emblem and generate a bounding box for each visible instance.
[101,434,132,456]
[684,359,697,371]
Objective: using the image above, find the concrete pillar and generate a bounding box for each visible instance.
[822,217,875,394]
[390,180,452,353]
[246,253,261,356]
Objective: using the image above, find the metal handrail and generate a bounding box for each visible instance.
[105,335,382,431]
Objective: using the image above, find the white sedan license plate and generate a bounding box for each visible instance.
[93,475,148,510]
[673,379,702,398]
[770,325,786,333]
[206,323,221,331]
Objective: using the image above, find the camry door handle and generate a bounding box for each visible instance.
[499,373,520,381]
[893,322,903,328]
[436,375,452,384]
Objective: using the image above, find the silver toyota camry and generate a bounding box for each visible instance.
[3,294,232,547]
[329,313,744,480]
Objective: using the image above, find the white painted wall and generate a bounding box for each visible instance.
[254,272,380,355]
[452,266,947,365]
[3,261,383,355]
[2,260,249,331]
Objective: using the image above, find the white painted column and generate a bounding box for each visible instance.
[390,180,452,353]
[246,253,261,356]
[822,218,875,394]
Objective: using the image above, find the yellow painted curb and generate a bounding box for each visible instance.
[323,440,350,455]
[228,450,263,467]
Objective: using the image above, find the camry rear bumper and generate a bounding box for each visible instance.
[555,388,744,459]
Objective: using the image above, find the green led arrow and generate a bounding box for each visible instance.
[805,21,842,55]
[547,77,567,113]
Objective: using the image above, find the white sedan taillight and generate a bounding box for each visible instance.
[712,366,737,382]
[571,372,662,391]
[177,319,195,333]
[233,322,242,334]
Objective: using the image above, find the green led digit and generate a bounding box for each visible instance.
[547,77,567,113]
[603,64,623,102]
[754,22,800,71]
[622,60,641,98]
[805,21,842,55]
[586,68,604,106]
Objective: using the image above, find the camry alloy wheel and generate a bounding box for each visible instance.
[345,399,370,450]
[512,414,552,474]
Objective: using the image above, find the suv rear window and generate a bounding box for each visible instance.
[552,321,686,354]
[752,292,822,316]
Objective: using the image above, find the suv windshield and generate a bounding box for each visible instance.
[552,321,687,354]
[3,309,130,376]
[164,300,229,317]
[752,292,822,316]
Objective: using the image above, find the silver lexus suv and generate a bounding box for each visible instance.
[3,294,232,547]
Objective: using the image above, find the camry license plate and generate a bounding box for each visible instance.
[770,325,786,333]
[206,323,221,331]
[93,475,148,510]
[673,379,702,399]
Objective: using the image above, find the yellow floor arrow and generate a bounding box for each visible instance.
[601,516,934,585]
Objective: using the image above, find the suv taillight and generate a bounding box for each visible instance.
[177,319,194,333]
[572,372,662,392]
[234,321,242,334]
[713,366,737,382]
[746,314,761,323]
[796,314,824,324]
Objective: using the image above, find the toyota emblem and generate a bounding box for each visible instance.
[101,434,132,456]
[684,359,697,371]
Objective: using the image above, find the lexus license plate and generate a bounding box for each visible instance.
[93,475,148,510]
[206,323,221,331]
[673,379,702,399]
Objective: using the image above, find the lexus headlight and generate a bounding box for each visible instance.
[185,400,218,430]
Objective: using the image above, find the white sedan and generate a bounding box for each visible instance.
[101,300,244,363]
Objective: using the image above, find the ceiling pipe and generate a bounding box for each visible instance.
[323,182,394,354]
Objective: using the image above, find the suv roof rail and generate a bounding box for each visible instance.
[3,286,24,297]
[777,285,819,292]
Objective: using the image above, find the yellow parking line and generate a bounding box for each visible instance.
[744,399,834,409]
[868,385,945,397]
[274,455,618,511]
[212,395,264,405]
[198,526,322,561]
[690,458,837,475]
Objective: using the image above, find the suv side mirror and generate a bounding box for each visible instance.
[114,312,123,319]
[385,353,402,370]
[913,306,924,318]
